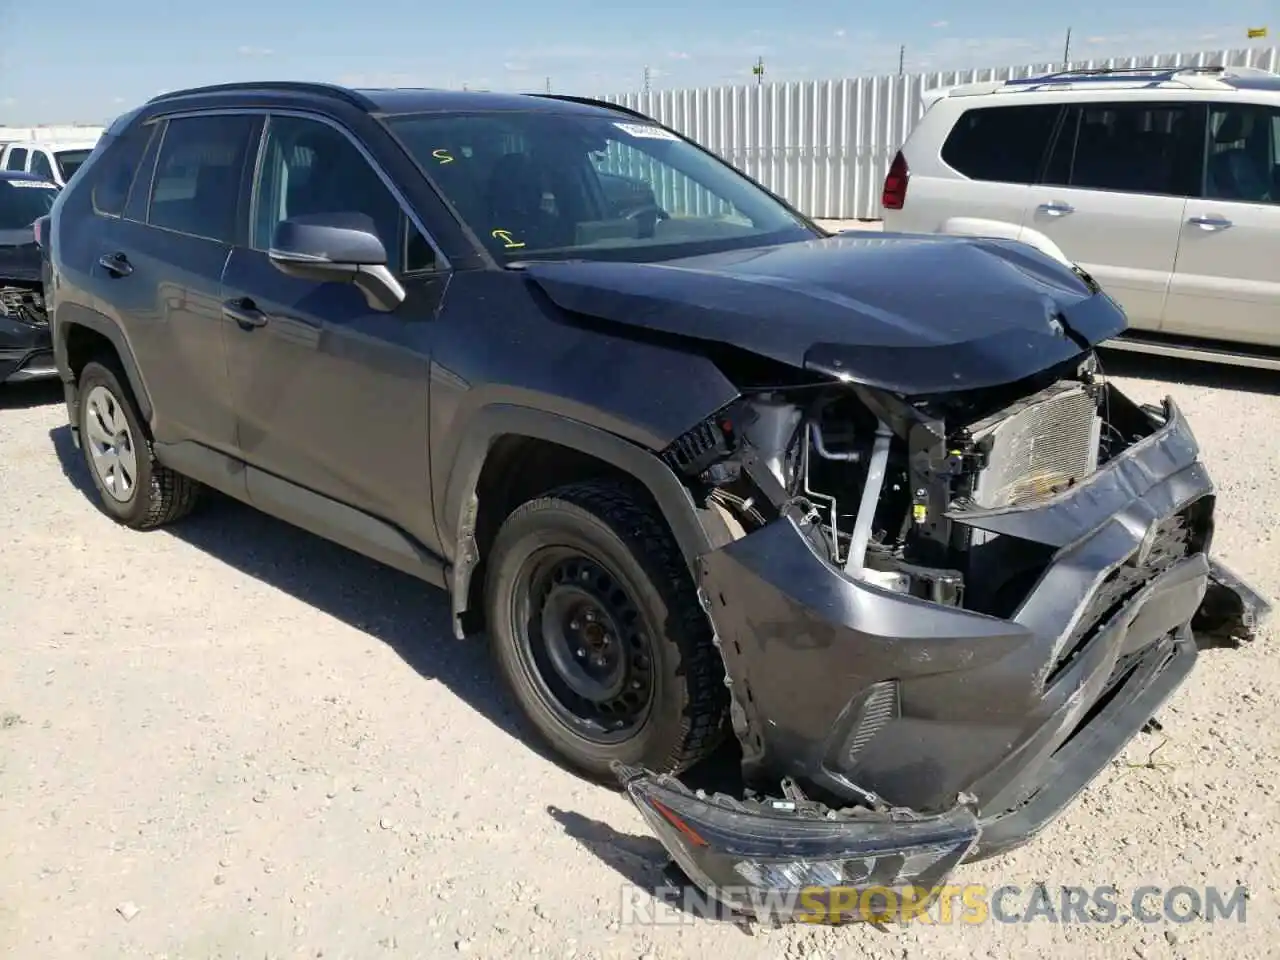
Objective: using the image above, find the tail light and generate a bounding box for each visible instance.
[882,151,909,211]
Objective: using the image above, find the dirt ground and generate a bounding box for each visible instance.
[2,352,1277,960]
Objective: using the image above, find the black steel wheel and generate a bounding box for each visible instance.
[485,480,727,780]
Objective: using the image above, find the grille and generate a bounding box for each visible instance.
[0,286,47,327]
[969,382,1102,510]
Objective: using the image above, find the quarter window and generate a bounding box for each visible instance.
[5,148,28,171]
[147,114,259,244]
[940,105,1062,184]
[252,115,433,273]
[91,122,156,218]
[1042,102,1201,197]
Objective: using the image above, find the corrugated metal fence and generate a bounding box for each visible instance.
[602,46,1280,220]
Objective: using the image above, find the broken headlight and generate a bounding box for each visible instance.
[615,764,979,923]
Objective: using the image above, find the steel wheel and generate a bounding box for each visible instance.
[83,384,138,502]
[511,547,656,744]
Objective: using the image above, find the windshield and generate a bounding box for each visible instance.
[384,110,817,262]
[55,149,92,182]
[0,179,58,229]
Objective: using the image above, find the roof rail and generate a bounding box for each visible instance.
[147,81,376,110]
[531,93,658,122]
[1008,64,1228,87]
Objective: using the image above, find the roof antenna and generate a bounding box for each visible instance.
[1062,27,1072,69]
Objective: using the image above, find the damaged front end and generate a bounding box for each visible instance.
[617,350,1271,922]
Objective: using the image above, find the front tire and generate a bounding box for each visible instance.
[77,359,201,529]
[485,480,727,780]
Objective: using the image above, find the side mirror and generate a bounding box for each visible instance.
[268,212,406,312]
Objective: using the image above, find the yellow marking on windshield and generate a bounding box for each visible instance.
[491,229,526,249]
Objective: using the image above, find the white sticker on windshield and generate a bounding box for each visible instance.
[7,179,55,188]
[613,121,680,141]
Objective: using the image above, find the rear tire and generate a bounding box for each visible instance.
[484,480,727,780]
[77,359,201,529]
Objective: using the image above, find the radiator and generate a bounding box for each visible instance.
[968,382,1102,510]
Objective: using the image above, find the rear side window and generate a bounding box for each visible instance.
[91,122,157,218]
[5,147,28,171]
[147,114,259,244]
[941,105,1061,184]
[1042,102,1202,197]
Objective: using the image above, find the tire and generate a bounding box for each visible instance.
[485,479,727,780]
[77,359,201,529]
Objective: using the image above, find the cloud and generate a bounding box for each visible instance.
[503,61,530,73]
[1,97,15,106]
[112,96,125,104]
[834,29,846,38]
[236,45,273,57]
[668,51,691,60]
[930,20,949,29]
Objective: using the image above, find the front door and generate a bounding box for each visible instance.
[1021,101,1202,332]
[1163,101,1280,348]
[221,113,449,555]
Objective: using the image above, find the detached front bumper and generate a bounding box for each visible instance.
[619,396,1271,921]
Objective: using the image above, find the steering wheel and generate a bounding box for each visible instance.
[616,202,669,238]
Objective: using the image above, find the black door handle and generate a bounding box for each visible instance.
[98,252,132,277]
[222,297,269,330]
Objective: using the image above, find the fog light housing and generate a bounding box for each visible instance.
[613,763,980,923]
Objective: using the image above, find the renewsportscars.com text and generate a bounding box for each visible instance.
[620,883,1250,926]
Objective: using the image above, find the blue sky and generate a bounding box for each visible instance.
[0,0,1274,125]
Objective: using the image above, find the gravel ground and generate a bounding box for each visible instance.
[1,353,1277,960]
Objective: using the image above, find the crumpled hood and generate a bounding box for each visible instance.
[523,232,1128,395]
[0,227,40,284]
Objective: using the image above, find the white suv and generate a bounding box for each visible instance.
[881,65,1280,369]
[0,139,99,187]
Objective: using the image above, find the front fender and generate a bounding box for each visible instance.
[439,403,733,638]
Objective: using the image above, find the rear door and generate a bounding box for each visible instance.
[1022,100,1202,332]
[101,112,261,452]
[1163,101,1280,348]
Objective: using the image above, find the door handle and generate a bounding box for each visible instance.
[221,297,269,330]
[1037,202,1075,217]
[1187,215,1232,231]
[97,252,132,277]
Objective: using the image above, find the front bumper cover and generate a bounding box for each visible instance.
[619,395,1271,921]
[0,314,54,384]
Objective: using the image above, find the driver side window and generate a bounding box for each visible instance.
[252,115,435,273]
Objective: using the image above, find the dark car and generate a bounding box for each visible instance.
[44,82,1270,921]
[0,171,58,384]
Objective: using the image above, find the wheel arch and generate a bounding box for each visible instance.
[441,404,733,638]
[55,306,154,440]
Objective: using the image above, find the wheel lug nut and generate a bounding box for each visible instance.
[576,648,586,657]
[631,681,641,690]
[570,619,581,631]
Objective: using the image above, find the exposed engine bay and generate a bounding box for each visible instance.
[662,351,1166,619]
